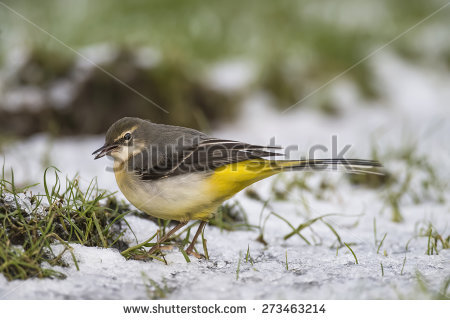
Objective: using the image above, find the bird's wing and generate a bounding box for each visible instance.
[131,138,283,180]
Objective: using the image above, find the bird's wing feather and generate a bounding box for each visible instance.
[131,138,283,180]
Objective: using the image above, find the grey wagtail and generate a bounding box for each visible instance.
[93,117,381,258]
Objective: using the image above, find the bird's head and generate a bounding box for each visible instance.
[92,117,149,162]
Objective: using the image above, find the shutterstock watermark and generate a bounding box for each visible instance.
[101,135,354,175]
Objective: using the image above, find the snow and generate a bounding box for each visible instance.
[0,52,449,299]
[206,60,255,93]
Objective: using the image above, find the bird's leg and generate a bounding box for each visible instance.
[148,221,188,255]
[185,221,207,258]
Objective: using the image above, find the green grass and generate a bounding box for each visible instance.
[272,211,344,247]
[349,139,448,222]
[120,232,165,262]
[245,244,254,266]
[414,271,450,300]
[270,173,314,202]
[400,255,407,275]
[209,201,255,231]
[344,242,359,264]
[142,272,172,299]
[201,228,209,260]
[248,181,336,247]
[235,251,242,280]
[248,184,354,253]
[377,233,387,254]
[255,199,271,246]
[285,250,289,271]
[0,167,132,280]
[419,222,449,255]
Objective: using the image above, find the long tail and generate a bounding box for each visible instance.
[273,158,383,175]
[208,158,383,198]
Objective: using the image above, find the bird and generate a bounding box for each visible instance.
[92,117,382,258]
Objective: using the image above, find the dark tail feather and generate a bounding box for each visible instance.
[278,158,383,175]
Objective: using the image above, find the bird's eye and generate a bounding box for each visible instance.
[124,133,132,141]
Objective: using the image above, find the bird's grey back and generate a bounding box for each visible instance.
[145,122,209,147]
[128,121,210,179]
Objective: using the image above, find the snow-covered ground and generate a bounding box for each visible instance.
[0,52,449,299]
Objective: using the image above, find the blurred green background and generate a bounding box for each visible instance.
[0,0,449,137]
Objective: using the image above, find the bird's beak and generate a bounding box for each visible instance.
[92,143,119,160]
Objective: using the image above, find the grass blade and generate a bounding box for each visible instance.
[344,242,359,264]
